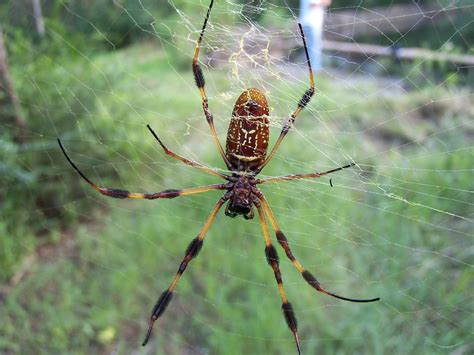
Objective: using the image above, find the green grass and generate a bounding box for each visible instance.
[1,44,472,354]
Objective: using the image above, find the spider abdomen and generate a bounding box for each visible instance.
[225,88,269,172]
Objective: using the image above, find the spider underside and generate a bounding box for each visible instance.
[58,1,379,354]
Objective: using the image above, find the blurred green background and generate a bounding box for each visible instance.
[0,1,472,354]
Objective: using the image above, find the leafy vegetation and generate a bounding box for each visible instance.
[1,42,472,353]
[0,1,472,354]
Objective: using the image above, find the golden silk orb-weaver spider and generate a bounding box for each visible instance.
[58,1,379,353]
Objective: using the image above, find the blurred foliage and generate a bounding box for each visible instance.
[2,0,473,52]
[0,0,470,280]
[0,0,235,281]
[0,46,471,352]
[0,37,111,281]
[2,0,171,49]
[342,0,474,52]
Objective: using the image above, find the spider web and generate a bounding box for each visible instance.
[2,0,473,354]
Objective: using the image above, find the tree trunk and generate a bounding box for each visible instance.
[0,28,27,143]
[31,0,45,38]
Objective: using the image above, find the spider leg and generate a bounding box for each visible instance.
[257,193,380,303]
[256,24,314,174]
[147,125,229,180]
[192,0,233,170]
[142,194,229,346]
[255,201,301,355]
[58,138,229,199]
[256,163,355,185]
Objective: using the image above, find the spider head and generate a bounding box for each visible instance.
[227,202,251,216]
[225,178,254,219]
[226,195,252,217]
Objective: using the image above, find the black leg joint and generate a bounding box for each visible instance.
[265,244,279,266]
[275,230,295,261]
[102,188,130,198]
[298,88,314,108]
[302,270,320,289]
[282,302,298,332]
[151,290,173,319]
[193,64,205,88]
[178,261,187,274]
[275,230,288,244]
[185,237,204,259]
[161,189,181,198]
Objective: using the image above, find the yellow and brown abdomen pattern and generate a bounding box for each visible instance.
[225,88,270,172]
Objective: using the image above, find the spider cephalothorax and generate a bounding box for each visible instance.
[224,176,258,219]
[58,1,379,354]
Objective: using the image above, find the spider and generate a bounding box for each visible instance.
[58,1,379,353]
